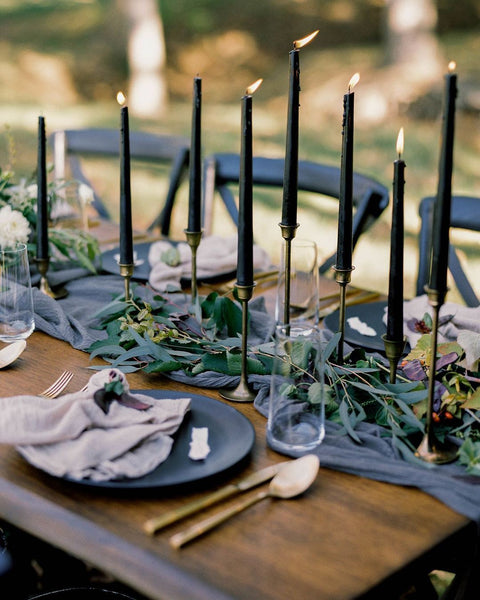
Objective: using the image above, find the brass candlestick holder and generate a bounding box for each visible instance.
[219,283,256,402]
[36,257,68,299]
[279,223,299,325]
[119,263,134,302]
[382,335,406,383]
[415,287,457,464]
[333,266,354,364]
[185,230,203,306]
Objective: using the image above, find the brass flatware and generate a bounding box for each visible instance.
[169,455,320,549]
[143,461,290,535]
[40,370,74,398]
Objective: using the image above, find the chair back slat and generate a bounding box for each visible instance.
[50,128,189,233]
[203,152,389,273]
[416,195,480,306]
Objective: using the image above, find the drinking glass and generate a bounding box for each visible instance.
[267,324,325,453]
[275,238,319,325]
[0,243,35,342]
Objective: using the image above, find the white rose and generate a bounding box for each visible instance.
[0,205,31,248]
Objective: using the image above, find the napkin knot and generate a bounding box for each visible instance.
[90,369,150,414]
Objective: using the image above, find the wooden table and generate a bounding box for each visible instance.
[0,287,478,599]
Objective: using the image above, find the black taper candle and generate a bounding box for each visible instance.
[429,64,457,293]
[336,75,358,272]
[188,76,202,232]
[36,116,48,260]
[281,47,300,228]
[387,129,405,341]
[119,100,133,265]
[237,81,260,287]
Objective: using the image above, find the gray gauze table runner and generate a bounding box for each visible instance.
[33,270,480,526]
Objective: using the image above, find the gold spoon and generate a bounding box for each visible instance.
[169,454,320,549]
[0,340,26,369]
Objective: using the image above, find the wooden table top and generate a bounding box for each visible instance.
[0,320,477,600]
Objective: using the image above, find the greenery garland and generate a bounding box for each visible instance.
[88,287,480,475]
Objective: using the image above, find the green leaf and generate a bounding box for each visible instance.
[457,438,480,475]
[338,399,362,443]
[212,295,242,336]
[322,332,341,363]
[144,360,183,373]
[308,381,324,404]
[461,387,480,411]
[457,330,480,371]
[289,339,312,370]
[89,344,126,359]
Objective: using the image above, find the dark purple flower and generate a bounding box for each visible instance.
[433,381,447,413]
[436,352,458,370]
[402,359,427,381]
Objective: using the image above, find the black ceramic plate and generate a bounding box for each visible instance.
[60,390,255,489]
[101,241,237,284]
[324,300,389,352]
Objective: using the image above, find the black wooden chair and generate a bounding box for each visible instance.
[202,153,390,273]
[415,195,480,306]
[50,128,190,236]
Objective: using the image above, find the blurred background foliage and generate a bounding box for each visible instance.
[0,0,479,299]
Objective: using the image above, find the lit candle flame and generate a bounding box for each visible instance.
[246,78,263,95]
[448,60,456,73]
[116,91,127,106]
[294,30,319,50]
[348,73,360,92]
[396,127,404,158]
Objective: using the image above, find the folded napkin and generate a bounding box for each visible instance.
[148,235,272,292]
[399,294,480,350]
[0,369,190,482]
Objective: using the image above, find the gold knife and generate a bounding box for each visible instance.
[143,461,290,535]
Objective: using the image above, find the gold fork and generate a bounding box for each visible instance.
[40,370,74,399]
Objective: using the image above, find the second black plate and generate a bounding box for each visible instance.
[324,300,389,352]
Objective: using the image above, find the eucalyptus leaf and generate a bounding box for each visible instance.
[308,381,323,404]
[144,359,184,373]
[338,399,362,443]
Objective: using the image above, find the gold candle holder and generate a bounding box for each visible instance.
[119,263,134,302]
[415,287,457,464]
[36,257,68,299]
[333,266,354,364]
[382,335,406,383]
[185,230,203,305]
[279,223,299,326]
[219,283,256,402]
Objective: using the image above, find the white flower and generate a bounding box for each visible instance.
[0,205,31,248]
[26,183,38,198]
[78,183,94,206]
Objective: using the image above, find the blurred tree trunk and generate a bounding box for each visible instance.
[118,0,167,118]
[384,0,443,81]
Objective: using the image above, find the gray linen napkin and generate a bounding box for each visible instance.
[148,235,272,292]
[386,294,480,350]
[32,274,125,350]
[0,369,190,481]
